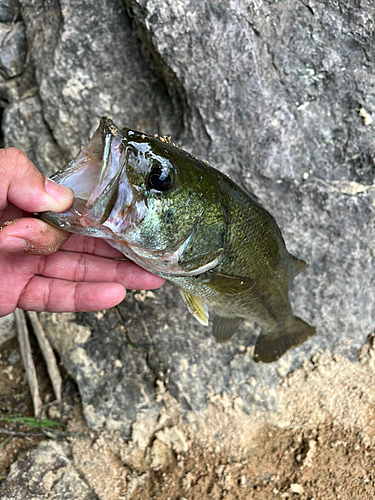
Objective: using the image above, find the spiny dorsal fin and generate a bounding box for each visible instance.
[196,270,255,295]
[212,315,243,343]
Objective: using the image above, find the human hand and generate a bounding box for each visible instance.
[0,148,165,317]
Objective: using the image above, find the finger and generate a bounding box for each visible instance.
[60,234,125,259]
[0,218,70,255]
[18,277,126,312]
[0,148,74,213]
[0,251,39,317]
[38,250,166,289]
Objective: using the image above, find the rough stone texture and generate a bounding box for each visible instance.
[0,440,98,499]
[4,95,69,176]
[0,72,19,106]
[39,310,161,437]
[0,21,27,79]
[1,0,375,443]
[0,0,19,23]
[19,0,181,157]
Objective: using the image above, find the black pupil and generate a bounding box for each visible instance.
[148,167,173,191]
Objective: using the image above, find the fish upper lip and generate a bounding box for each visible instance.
[80,122,130,226]
[40,117,139,238]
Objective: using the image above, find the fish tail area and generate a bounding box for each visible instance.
[253,316,316,363]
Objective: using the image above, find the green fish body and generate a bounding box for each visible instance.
[40,117,315,362]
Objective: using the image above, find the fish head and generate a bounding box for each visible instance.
[41,116,216,273]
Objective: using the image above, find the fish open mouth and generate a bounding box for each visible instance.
[40,117,135,238]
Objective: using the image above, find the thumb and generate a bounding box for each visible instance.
[0,148,74,213]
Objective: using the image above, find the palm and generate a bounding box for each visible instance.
[0,209,164,317]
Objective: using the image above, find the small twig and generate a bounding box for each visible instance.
[14,309,42,418]
[27,311,62,401]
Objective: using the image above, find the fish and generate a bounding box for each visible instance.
[40,116,315,363]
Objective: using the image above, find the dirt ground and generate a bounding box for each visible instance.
[1,333,375,499]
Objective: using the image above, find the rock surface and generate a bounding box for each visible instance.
[0,0,19,23]
[1,0,375,440]
[2,347,375,498]
[0,440,98,500]
[0,21,27,79]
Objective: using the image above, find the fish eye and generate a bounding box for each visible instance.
[147,165,173,192]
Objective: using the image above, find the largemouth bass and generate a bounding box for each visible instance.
[40,116,315,363]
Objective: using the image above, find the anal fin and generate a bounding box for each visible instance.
[180,291,209,326]
[253,316,316,363]
[212,316,243,343]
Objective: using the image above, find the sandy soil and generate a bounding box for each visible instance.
[1,334,375,499]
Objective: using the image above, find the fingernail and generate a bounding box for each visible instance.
[45,178,74,203]
[0,236,28,253]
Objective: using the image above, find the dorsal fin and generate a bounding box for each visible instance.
[292,255,307,275]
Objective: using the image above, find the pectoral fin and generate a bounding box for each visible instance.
[196,270,255,295]
[212,315,243,342]
[180,291,209,326]
[253,316,316,363]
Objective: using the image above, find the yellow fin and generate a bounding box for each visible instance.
[180,291,209,326]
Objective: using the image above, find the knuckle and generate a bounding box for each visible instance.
[43,279,54,311]
[73,282,81,310]
[114,260,121,282]
[3,147,29,164]
[0,148,31,177]
[74,253,87,281]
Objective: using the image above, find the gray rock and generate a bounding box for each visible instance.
[20,0,181,156]
[124,0,375,363]
[0,72,19,106]
[39,309,161,437]
[4,95,69,176]
[0,21,27,78]
[1,0,375,438]
[0,0,19,23]
[0,440,98,500]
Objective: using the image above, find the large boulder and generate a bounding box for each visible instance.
[1,0,375,435]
